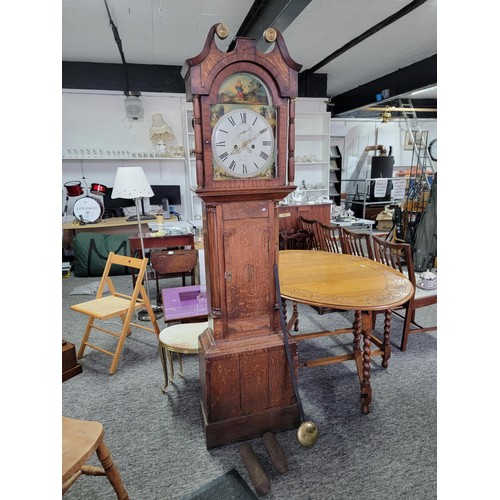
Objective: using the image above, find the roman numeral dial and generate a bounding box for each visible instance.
[211,107,275,178]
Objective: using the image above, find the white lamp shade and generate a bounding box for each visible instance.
[111,167,154,199]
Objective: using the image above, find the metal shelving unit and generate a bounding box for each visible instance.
[345,177,408,219]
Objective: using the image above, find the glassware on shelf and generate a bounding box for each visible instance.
[291,185,306,204]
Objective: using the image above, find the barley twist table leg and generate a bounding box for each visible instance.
[382,309,392,368]
[353,310,362,352]
[360,311,372,414]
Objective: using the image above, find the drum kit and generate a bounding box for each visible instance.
[63,180,108,224]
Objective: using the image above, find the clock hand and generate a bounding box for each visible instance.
[239,133,261,150]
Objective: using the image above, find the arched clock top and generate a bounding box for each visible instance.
[182,24,302,99]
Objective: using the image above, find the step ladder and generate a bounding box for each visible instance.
[398,98,436,182]
[397,98,436,246]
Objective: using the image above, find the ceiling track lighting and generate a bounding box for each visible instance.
[103,0,143,119]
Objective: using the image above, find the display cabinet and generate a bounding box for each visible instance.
[293,99,331,203]
[329,140,343,205]
[181,102,203,221]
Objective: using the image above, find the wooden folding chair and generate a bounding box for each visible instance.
[71,252,160,375]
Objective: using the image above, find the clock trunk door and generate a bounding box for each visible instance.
[221,201,275,337]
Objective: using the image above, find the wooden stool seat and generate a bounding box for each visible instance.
[158,321,208,393]
[62,416,128,499]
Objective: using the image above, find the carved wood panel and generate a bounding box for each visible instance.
[221,201,274,337]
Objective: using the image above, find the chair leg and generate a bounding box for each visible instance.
[178,353,183,377]
[167,349,174,382]
[292,302,299,331]
[95,440,129,500]
[158,342,170,393]
[77,318,95,359]
[140,288,161,336]
[400,301,412,352]
[109,316,134,375]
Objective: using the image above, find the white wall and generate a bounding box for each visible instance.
[331,117,437,201]
[62,90,437,219]
[332,118,437,166]
[62,90,190,220]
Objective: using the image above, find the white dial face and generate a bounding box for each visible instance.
[212,108,275,178]
[428,139,437,161]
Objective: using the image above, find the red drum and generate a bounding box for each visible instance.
[90,183,107,196]
[73,196,103,223]
[64,180,83,197]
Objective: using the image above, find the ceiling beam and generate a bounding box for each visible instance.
[62,62,185,93]
[228,0,313,52]
[330,55,437,116]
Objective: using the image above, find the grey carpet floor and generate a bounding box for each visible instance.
[62,273,437,499]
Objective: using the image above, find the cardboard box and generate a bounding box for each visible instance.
[376,212,393,231]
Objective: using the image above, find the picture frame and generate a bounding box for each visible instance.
[404,130,428,150]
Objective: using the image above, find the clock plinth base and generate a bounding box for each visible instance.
[199,329,300,449]
[200,399,300,449]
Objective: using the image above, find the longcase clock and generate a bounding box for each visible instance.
[182,23,302,449]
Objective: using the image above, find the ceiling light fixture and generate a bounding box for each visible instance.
[124,95,144,121]
[381,107,391,123]
[103,0,143,120]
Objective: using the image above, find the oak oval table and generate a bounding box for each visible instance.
[278,250,414,414]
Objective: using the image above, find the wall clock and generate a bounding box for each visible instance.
[428,138,437,161]
[182,24,302,449]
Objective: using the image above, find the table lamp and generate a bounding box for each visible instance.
[112,166,163,319]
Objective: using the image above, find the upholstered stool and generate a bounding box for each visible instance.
[158,321,208,393]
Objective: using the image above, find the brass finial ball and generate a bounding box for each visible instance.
[216,24,229,39]
[263,27,277,43]
[297,421,319,447]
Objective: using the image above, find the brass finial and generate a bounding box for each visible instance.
[216,24,229,39]
[263,27,277,43]
[297,421,319,447]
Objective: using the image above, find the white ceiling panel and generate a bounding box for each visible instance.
[62,0,437,108]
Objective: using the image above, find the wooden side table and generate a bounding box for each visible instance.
[128,232,195,286]
[62,339,82,382]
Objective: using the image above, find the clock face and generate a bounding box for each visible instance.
[428,138,437,161]
[212,107,275,179]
